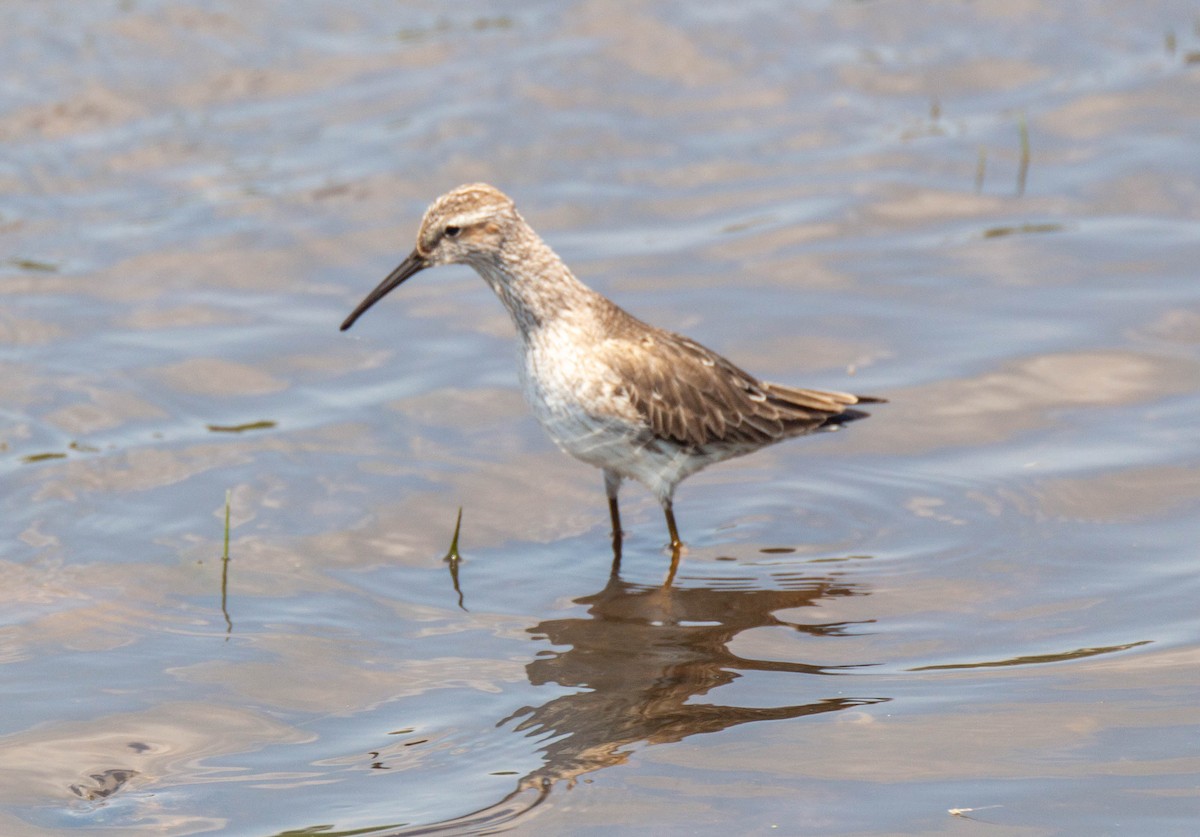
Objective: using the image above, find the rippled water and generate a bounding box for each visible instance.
[4,1,1200,834]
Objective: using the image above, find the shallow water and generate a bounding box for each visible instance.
[3,1,1200,834]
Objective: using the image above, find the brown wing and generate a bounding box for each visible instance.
[600,324,881,449]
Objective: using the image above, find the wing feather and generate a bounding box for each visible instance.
[600,324,883,449]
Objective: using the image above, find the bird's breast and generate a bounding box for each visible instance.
[517,327,648,462]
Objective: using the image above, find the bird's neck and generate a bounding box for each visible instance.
[471,221,599,337]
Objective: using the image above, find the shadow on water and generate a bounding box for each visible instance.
[360,545,887,836]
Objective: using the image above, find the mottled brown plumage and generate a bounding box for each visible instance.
[599,311,879,449]
[342,184,884,552]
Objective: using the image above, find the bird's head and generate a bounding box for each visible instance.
[340,183,517,331]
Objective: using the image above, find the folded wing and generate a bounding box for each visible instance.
[600,324,882,450]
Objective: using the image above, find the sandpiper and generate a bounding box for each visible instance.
[341,184,883,552]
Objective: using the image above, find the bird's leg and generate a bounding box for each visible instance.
[607,495,623,574]
[603,470,623,550]
[663,542,682,589]
[663,500,683,551]
[661,497,683,587]
[608,497,622,541]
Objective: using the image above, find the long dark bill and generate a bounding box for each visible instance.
[340,250,430,331]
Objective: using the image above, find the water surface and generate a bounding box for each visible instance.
[3,1,1200,834]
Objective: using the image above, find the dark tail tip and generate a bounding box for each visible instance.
[827,408,873,427]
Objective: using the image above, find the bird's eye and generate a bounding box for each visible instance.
[444,225,461,238]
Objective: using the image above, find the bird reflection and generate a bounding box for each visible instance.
[386,552,885,835]
[504,563,885,791]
